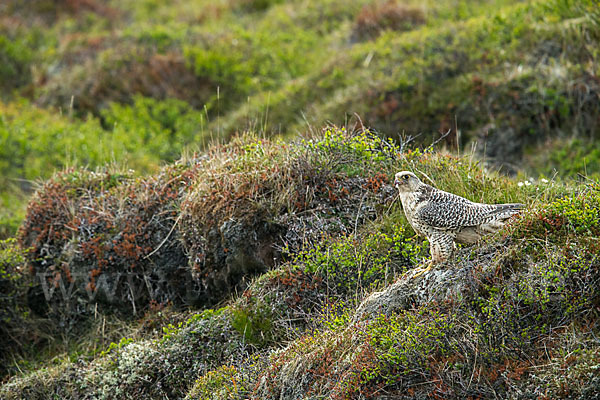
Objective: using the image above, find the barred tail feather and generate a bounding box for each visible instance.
[488,203,525,217]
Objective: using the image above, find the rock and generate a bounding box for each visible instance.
[192,217,285,304]
[354,243,502,320]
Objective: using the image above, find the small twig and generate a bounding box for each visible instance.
[129,281,137,316]
[385,192,400,215]
[353,192,367,234]
[353,112,367,133]
[577,172,595,183]
[467,346,478,390]
[144,214,182,259]
[425,128,452,152]
[397,131,425,154]
[414,168,436,187]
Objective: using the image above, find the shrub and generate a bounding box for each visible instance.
[0,35,32,92]
[214,0,600,177]
[547,138,600,177]
[0,98,208,195]
[0,101,127,190]
[38,47,209,117]
[0,239,31,376]
[293,224,425,296]
[101,95,209,160]
[512,182,600,240]
[13,128,400,327]
[18,163,202,325]
[180,128,402,301]
[0,193,26,240]
[183,24,319,114]
[254,228,600,398]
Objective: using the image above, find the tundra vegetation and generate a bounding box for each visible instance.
[0,0,599,398]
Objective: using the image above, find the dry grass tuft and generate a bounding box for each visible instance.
[352,0,426,41]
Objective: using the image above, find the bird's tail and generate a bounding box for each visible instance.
[489,203,525,218]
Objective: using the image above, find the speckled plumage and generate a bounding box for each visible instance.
[394,171,523,263]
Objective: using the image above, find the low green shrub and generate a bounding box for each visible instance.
[293,224,425,295]
[512,182,600,239]
[548,139,600,177]
[0,239,31,376]
[0,193,26,239]
[0,35,32,93]
[0,101,131,190]
[101,95,209,160]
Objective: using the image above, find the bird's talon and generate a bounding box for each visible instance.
[411,261,433,279]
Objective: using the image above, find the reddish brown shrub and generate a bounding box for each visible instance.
[18,163,202,323]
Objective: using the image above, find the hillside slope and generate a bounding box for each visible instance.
[1,129,598,399]
[1,0,599,174]
[1,0,598,240]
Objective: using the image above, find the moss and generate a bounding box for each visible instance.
[231,307,273,346]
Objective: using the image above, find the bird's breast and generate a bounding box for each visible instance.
[399,192,426,235]
[399,192,421,214]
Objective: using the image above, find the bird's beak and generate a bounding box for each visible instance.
[394,179,400,187]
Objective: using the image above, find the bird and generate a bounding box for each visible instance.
[394,171,523,276]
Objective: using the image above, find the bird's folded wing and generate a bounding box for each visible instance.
[419,199,524,231]
[417,195,494,230]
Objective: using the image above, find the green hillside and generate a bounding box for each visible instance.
[1,0,599,398]
[1,0,598,239]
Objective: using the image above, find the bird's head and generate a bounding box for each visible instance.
[394,171,421,192]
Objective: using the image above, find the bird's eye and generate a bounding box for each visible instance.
[403,175,408,180]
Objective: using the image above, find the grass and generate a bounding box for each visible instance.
[0,0,598,179]
[251,181,599,399]
[0,0,599,397]
[0,0,598,240]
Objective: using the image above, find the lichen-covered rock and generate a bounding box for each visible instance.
[354,243,503,320]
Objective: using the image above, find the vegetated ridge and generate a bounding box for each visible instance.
[1,128,599,399]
